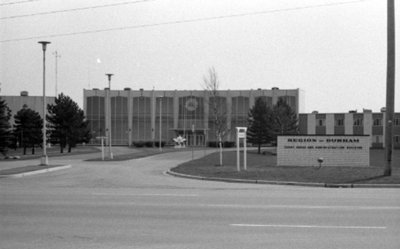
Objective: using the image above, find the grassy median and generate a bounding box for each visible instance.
[171,149,400,185]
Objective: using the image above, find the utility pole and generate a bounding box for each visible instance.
[384,0,395,176]
[53,51,61,97]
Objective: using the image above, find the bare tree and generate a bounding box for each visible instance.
[203,67,228,166]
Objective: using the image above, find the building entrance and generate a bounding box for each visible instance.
[187,134,205,147]
[174,130,206,147]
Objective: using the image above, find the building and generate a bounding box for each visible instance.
[0,91,56,125]
[84,88,303,146]
[298,110,400,149]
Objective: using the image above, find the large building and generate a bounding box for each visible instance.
[0,91,56,125]
[84,88,303,146]
[298,110,400,149]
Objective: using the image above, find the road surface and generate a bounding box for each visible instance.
[1,150,399,249]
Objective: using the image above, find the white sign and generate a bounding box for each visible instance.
[277,135,370,167]
[236,127,248,171]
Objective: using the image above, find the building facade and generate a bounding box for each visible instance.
[298,110,400,149]
[0,92,56,126]
[84,88,302,146]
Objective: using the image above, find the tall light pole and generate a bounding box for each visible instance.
[106,73,114,159]
[384,0,395,176]
[38,41,50,166]
[159,96,163,152]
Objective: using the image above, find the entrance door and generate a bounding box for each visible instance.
[187,133,204,146]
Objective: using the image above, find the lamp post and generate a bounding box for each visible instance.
[106,73,114,159]
[38,41,50,166]
[159,96,163,152]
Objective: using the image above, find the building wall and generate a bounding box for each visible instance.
[299,111,400,149]
[0,95,56,125]
[84,88,301,145]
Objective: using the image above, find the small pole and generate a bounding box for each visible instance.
[244,135,247,170]
[236,127,240,172]
[101,137,104,161]
[159,96,162,152]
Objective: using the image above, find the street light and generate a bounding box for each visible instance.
[38,41,50,166]
[106,73,114,159]
[158,96,163,152]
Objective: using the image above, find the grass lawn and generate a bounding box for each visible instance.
[85,147,174,161]
[2,146,100,160]
[171,148,400,185]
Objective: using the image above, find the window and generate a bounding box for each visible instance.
[395,136,399,143]
[317,119,325,127]
[373,118,382,126]
[335,119,344,126]
[395,118,400,126]
[374,135,382,143]
[353,118,363,126]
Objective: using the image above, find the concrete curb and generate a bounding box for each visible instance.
[0,165,71,178]
[166,170,400,188]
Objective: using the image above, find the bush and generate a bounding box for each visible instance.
[154,141,166,147]
[223,141,235,148]
[207,141,236,148]
[133,141,145,148]
[145,141,154,147]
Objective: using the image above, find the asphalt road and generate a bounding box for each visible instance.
[1,150,399,249]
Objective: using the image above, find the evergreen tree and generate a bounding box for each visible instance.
[47,93,91,153]
[13,105,43,155]
[247,98,273,154]
[0,97,12,156]
[271,98,298,142]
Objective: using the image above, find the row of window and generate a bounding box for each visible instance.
[374,136,400,144]
[316,118,400,127]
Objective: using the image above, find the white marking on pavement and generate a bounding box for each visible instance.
[230,224,387,229]
[204,204,400,210]
[92,193,199,197]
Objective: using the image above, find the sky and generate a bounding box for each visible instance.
[0,0,399,113]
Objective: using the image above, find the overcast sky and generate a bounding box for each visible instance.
[0,0,399,113]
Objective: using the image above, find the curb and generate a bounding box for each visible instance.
[0,165,71,178]
[166,170,400,188]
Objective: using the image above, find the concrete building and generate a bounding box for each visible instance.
[298,110,400,149]
[84,88,303,146]
[0,91,56,125]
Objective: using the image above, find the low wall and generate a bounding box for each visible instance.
[277,135,370,167]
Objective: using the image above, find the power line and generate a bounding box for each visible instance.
[0,0,154,20]
[0,0,366,43]
[0,0,38,7]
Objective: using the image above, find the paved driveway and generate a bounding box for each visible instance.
[1,150,400,249]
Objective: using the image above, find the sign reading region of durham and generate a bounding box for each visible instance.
[277,136,370,167]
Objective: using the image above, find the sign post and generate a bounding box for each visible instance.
[236,127,247,172]
[96,136,107,160]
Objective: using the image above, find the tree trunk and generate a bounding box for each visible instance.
[60,146,64,153]
[31,146,35,155]
[258,143,261,154]
[23,146,26,155]
[68,144,72,153]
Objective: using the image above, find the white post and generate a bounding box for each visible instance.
[101,137,104,161]
[236,129,240,172]
[236,127,247,172]
[244,135,247,170]
[159,97,162,152]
